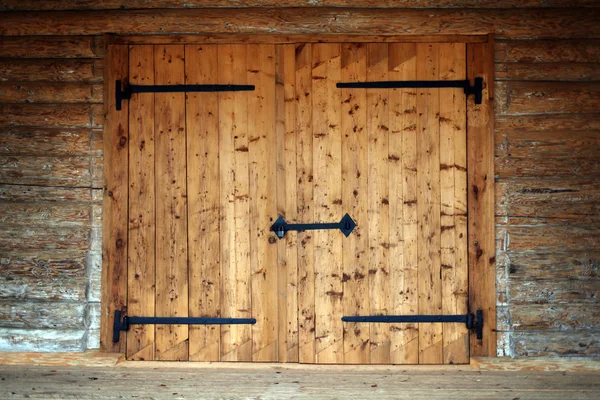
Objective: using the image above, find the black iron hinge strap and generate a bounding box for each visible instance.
[337,78,484,104]
[342,310,484,340]
[113,310,256,343]
[270,213,357,239]
[115,80,255,111]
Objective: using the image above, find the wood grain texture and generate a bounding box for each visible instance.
[311,43,343,364]
[0,82,102,103]
[295,42,315,364]
[186,44,221,362]
[100,44,128,353]
[340,42,369,364]
[0,104,93,128]
[0,59,102,82]
[153,44,188,361]
[3,0,599,10]
[416,43,442,364]
[467,37,496,357]
[126,45,155,361]
[0,36,104,58]
[247,44,277,361]
[1,8,599,39]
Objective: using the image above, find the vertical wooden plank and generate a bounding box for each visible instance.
[439,43,469,365]
[340,42,369,365]
[248,44,278,362]
[186,44,221,362]
[275,44,299,363]
[218,44,252,362]
[154,44,188,361]
[296,43,315,364]
[366,43,391,365]
[416,43,443,364]
[468,35,496,357]
[312,43,343,364]
[101,44,128,353]
[127,45,155,361]
[388,43,419,364]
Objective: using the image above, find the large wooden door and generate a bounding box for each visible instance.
[292,43,469,364]
[121,42,468,364]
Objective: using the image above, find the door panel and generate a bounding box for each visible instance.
[123,41,468,364]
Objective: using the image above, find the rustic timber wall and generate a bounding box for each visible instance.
[0,2,598,358]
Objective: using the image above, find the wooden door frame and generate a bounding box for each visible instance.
[100,33,496,358]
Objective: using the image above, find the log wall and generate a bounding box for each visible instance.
[0,3,598,358]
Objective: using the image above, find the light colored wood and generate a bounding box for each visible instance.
[416,43,442,364]
[366,43,390,365]
[218,44,252,362]
[185,44,221,362]
[295,42,316,364]
[2,364,600,400]
[439,43,469,365]
[472,358,600,372]
[388,42,419,364]
[275,44,299,363]
[153,44,188,361]
[311,43,343,364]
[247,44,278,361]
[126,44,155,361]
[2,8,598,39]
[0,351,124,367]
[467,35,496,357]
[108,34,489,45]
[100,44,128,352]
[340,42,369,364]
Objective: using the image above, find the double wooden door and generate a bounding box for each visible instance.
[123,42,469,364]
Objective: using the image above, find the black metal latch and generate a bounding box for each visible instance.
[115,80,255,111]
[270,213,357,240]
[113,310,256,343]
[337,77,484,104]
[342,310,484,340]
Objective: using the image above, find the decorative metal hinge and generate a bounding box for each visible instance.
[342,310,484,340]
[270,213,357,240]
[115,80,255,110]
[113,310,256,343]
[337,77,484,104]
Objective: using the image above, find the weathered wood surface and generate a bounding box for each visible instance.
[0,104,95,127]
[0,128,102,156]
[1,9,599,39]
[0,302,86,329]
[2,0,599,10]
[0,59,103,82]
[0,351,123,366]
[1,365,600,400]
[0,82,102,103]
[0,36,104,58]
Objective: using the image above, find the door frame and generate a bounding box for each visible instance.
[100,33,496,358]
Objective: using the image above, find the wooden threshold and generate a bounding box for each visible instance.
[1,352,599,372]
[107,34,489,45]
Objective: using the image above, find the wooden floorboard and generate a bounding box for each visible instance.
[1,364,599,400]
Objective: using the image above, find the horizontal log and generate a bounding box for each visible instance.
[0,203,92,227]
[503,225,599,253]
[513,331,599,357]
[495,113,600,132]
[0,225,90,251]
[1,0,598,10]
[0,127,102,156]
[496,81,600,115]
[495,130,600,178]
[0,184,98,202]
[504,304,600,331]
[0,36,104,59]
[0,251,87,301]
[495,62,600,81]
[0,8,598,39]
[0,104,93,127]
[495,39,600,63]
[504,252,600,281]
[0,302,86,329]
[0,59,102,82]
[0,82,103,104]
[0,328,86,352]
[0,155,97,187]
[496,178,600,223]
[509,278,599,305]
